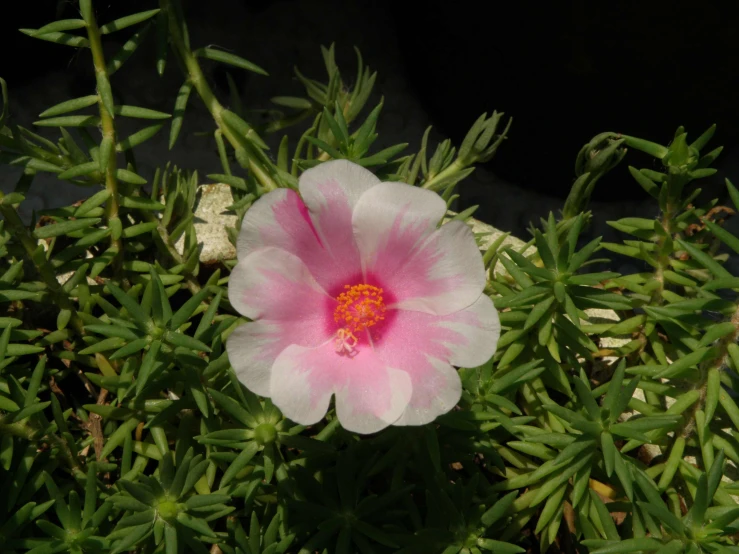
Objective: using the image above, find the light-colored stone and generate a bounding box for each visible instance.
[175,184,237,264]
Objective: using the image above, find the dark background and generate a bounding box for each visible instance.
[1,0,738,241]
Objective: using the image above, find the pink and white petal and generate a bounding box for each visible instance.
[228,247,333,323]
[234,188,350,291]
[299,159,380,212]
[297,160,381,292]
[335,366,412,434]
[372,299,498,426]
[270,342,412,433]
[236,188,321,261]
[394,357,461,426]
[393,221,486,315]
[269,342,336,426]
[352,182,447,283]
[437,294,501,368]
[225,321,293,397]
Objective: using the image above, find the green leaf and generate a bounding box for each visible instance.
[33,115,100,127]
[107,21,153,75]
[33,217,101,239]
[476,539,524,553]
[176,512,216,538]
[208,388,258,428]
[658,436,686,491]
[169,81,193,150]
[37,19,87,35]
[19,28,89,48]
[99,9,160,34]
[39,95,98,118]
[677,238,733,279]
[705,219,739,255]
[115,168,147,185]
[75,189,111,217]
[58,161,99,180]
[110,522,152,554]
[114,105,171,119]
[120,196,164,210]
[117,123,165,152]
[655,346,713,378]
[155,11,167,76]
[106,283,149,327]
[480,491,517,527]
[272,96,312,109]
[221,442,259,486]
[698,321,737,348]
[587,538,664,554]
[221,109,267,149]
[726,179,739,212]
[195,47,269,76]
[170,287,211,330]
[207,173,248,191]
[164,330,210,352]
[523,296,555,330]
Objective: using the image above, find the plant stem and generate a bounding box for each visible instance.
[159,0,278,193]
[84,9,124,276]
[421,159,465,192]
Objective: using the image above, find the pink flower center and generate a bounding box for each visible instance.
[333,284,387,355]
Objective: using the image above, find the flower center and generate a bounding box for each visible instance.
[333,284,386,354]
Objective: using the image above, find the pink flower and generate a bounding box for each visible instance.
[226,160,500,434]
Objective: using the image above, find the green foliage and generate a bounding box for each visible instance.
[2,1,739,553]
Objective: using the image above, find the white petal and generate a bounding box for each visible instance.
[227,247,331,321]
[334,366,412,434]
[299,159,380,216]
[436,294,501,368]
[394,357,462,426]
[352,181,447,279]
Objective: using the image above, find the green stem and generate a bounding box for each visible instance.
[159,0,278,193]
[421,159,465,192]
[84,6,124,276]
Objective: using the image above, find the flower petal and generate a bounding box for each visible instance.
[298,160,380,292]
[373,306,461,425]
[352,182,446,283]
[353,182,485,314]
[436,294,501,368]
[299,159,380,213]
[394,358,461,426]
[228,247,333,321]
[389,221,486,315]
[372,295,499,426]
[226,247,335,396]
[225,322,292,396]
[270,342,412,433]
[236,187,317,261]
[236,161,379,292]
[226,316,333,397]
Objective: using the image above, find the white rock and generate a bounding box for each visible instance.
[175,184,237,264]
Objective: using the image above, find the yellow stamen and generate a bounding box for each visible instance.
[334,283,386,334]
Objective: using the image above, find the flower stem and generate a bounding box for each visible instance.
[421,159,465,192]
[159,0,278,193]
[84,7,124,276]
